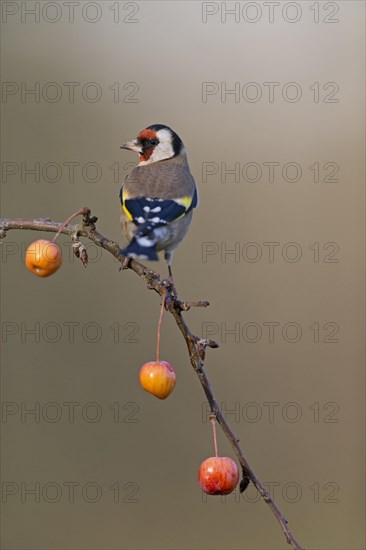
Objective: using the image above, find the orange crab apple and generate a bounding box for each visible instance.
[24,208,90,277]
[140,294,176,399]
[198,456,239,495]
[139,361,176,399]
[25,239,62,277]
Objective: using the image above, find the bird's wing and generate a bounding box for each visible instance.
[122,158,197,200]
[120,195,194,236]
[119,160,198,232]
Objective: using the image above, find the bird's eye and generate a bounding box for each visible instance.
[149,139,159,146]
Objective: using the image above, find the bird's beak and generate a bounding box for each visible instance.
[120,139,143,153]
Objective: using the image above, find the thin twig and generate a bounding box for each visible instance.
[0,215,304,550]
[52,207,90,243]
[210,415,219,458]
[156,293,166,363]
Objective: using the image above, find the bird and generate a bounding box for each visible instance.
[119,124,198,282]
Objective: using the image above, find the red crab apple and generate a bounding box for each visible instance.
[25,240,62,277]
[139,361,176,399]
[198,456,239,495]
[199,415,239,495]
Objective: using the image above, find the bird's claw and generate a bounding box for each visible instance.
[162,277,177,299]
[118,255,131,271]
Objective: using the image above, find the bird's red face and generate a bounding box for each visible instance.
[120,124,183,165]
[137,129,159,162]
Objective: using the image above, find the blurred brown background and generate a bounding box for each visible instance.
[1,1,365,549]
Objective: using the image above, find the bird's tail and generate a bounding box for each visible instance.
[121,235,158,261]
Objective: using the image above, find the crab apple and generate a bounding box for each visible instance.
[25,239,62,277]
[139,361,176,399]
[198,456,239,495]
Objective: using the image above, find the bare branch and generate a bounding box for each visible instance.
[0,215,304,550]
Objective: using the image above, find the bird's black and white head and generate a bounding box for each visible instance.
[120,124,185,165]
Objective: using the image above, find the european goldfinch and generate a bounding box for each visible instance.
[119,124,198,279]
